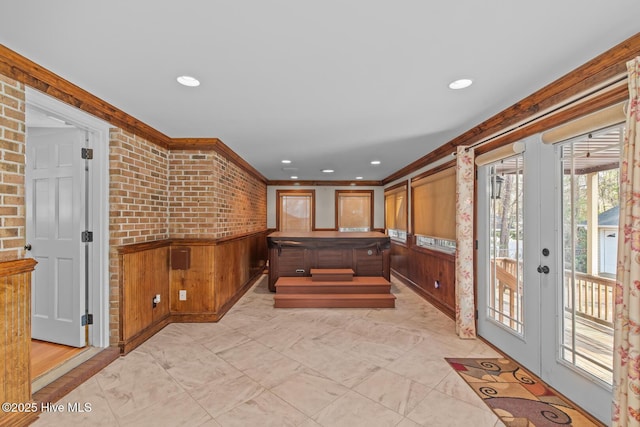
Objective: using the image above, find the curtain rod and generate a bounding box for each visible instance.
[455,73,628,155]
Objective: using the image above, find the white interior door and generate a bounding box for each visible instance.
[27,127,86,348]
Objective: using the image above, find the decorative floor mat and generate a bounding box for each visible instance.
[445,358,602,426]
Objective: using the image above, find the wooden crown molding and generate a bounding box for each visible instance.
[383,32,640,185]
[0,44,172,149]
[0,44,266,183]
[267,180,382,186]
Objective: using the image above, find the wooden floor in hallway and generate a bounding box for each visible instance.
[31,340,86,380]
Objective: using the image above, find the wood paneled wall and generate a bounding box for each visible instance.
[118,231,268,353]
[119,242,171,352]
[390,238,456,319]
[170,244,216,315]
[0,259,37,427]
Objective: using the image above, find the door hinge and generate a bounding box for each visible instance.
[475,240,478,250]
[81,231,93,242]
[81,148,93,160]
[81,313,93,326]
[475,309,479,320]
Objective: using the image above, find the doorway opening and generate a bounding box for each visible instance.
[25,88,110,390]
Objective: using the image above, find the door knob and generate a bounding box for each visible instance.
[537,265,550,274]
[24,243,32,251]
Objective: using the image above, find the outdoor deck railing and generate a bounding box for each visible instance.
[492,257,614,328]
[564,271,615,327]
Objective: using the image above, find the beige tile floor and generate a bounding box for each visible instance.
[34,275,506,427]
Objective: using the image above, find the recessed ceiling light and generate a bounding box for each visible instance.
[281,160,292,164]
[322,169,334,173]
[177,75,200,87]
[356,176,363,180]
[291,176,298,179]
[448,78,473,90]
[370,160,381,165]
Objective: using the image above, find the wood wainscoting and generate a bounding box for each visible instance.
[0,258,38,427]
[118,230,268,354]
[119,241,172,355]
[390,236,456,319]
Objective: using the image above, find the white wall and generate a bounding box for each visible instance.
[267,185,384,230]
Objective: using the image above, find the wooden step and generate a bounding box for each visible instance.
[275,276,391,294]
[310,268,354,281]
[274,293,396,308]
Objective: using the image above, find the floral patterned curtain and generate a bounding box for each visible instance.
[455,146,476,339]
[613,56,640,426]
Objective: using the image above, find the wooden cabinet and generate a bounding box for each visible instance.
[391,237,456,318]
[267,231,390,291]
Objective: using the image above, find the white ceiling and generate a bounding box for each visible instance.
[1,1,639,181]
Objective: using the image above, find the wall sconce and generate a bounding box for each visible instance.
[491,175,504,199]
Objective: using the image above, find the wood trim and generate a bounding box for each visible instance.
[0,260,35,427]
[117,240,171,254]
[392,272,455,321]
[384,182,408,234]
[474,83,629,157]
[32,347,120,409]
[275,189,316,231]
[411,160,456,184]
[167,230,270,246]
[0,258,37,276]
[268,180,382,186]
[383,32,640,184]
[0,44,172,149]
[335,189,374,231]
[119,315,171,355]
[407,160,456,239]
[170,138,267,183]
[384,180,408,194]
[0,45,266,184]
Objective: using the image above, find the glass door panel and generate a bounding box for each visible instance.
[477,138,541,372]
[488,156,524,335]
[557,127,620,386]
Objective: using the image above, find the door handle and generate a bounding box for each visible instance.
[537,265,550,274]
[24,243,32,251]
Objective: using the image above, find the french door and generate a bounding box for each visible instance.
[477,128,619,424]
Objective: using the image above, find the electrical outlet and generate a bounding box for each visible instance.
[179,289,187,301]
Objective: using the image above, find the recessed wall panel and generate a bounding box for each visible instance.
[32,256,50,319]
[57,177,73,240]
[34,179,50,239]
[55,257,74,322]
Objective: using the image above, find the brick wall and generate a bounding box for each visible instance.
[0,76,25,262]
[169,150,266,238]
[109,128,169,344]
[0,83,267,346]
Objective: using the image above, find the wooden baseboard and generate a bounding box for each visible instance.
[119,315,171,355]
[392,270,455,320]
[119,272,265,354]
[214,272,264,319]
